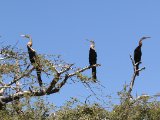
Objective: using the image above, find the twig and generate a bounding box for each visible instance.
[69,64,101,77]
[59,64,74,74]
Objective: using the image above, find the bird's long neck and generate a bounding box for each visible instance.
[139,40,143,47]
[90,44,95,50]
[27,37,33,47]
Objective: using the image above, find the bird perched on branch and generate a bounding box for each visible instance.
[134,36,150,76]
[89,40,97,81]
[21,34,42,87]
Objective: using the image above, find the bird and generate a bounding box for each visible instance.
[21,34,42,87]
[89,40,97,81]
[134,36,150,76]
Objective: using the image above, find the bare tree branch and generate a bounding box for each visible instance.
[59,64,74,74]
[69,64,101,77]
[46,73,60,94]
[46,64,100,94]
[128,55,145,98]
[0,64,101,105]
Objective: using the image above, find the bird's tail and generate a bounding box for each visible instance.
[36,67,42,87]
[92,67,97,82]
[136,64,139,76]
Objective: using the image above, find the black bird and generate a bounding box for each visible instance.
[134,37,150,76]
[89,40,97,81]
[21,35,42,87]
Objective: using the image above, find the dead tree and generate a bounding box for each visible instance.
[128,55,145,98]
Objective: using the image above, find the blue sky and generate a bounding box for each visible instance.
[1,1,160,107]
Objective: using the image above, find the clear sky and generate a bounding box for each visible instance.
[0,1,160,107]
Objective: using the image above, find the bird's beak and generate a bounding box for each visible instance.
[145,37,151,39]
[86,39,90,42]
[86,39,95,44]
[141,36,151,41]
[143,37,151,41]
[90,40,95,44]
[20,35,25,37]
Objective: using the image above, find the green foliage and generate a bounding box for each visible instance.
[50,98,108,120]
[0,90,160,120]
[0,97,54,120]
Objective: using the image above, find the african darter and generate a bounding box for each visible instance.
[89,40,97,81]
[134,36,150,76]
[21,35,42,87]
